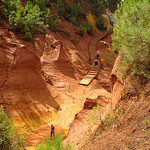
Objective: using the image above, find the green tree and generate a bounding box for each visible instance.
[25,4,45,31]
[9,4,25,31]
[112,0,150,77]
[0,106,26,150]
[71,2,83,17]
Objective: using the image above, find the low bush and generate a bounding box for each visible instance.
[24,32,32,40]
[69,15,79,26]
[81,22,93,34]
[0,106,26,150]
[64,29,70,36]
[71,36,76,43]
[77,24,86,36]
[35,134,73,150]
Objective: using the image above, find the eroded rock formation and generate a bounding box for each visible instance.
[110,54,125,110]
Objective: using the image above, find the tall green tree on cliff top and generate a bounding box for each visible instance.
[112,0,150,78]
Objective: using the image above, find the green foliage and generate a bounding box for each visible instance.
[96,14,106,30]
[33,0,47,11]
[25,1,34,12]
[25,4,45,31]
[1,0,62,39]
[43,8,53,29]
[77,22,93,36]
[112,0,150,78]
[71,36,76,43]
[64,29,70,36]
[107,0,121,12]
[57,0,65,18]
[9,4,25,31]
[63,4,72,21]
[24,32,32,40]
[77,24,86,36]
[71,2,83,18]
[63,2,83,26]
[69,16,79,26]
[0,106,26,150]
[81,22,93,34]
[1,0,21,18]
[35,134,73,150]
[91,0,107,15]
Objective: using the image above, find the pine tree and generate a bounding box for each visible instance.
[112,0,150,78]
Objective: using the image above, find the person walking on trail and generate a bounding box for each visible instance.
[96,50,100,59]
[50,124,55,138]
[95,59,98,67]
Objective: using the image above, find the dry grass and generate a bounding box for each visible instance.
[80,79,150,150]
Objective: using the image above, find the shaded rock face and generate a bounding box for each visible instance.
[84,96,109,109]
[110,55,125,110]
[0,29,62,131]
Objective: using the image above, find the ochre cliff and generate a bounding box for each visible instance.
[0,25,92,134]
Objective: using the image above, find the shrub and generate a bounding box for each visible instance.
[112,0,150,78]
[53,17,61,31]
[44,8,54,29]
[25,4,45,31]
[91,0,107,15]
[86,23,93,34]
[96,14,105,30]
[25,1,34,12]
[63,4,72,21]
[65,29,70,36]
[71,36,76,43]
[0,106,26,150]
[24,32,32,40]
[71,2,83,17]
[33,0,47,11]
[63,2,83,25]
[77,24,86,36]
[35,134,72,150]
[82,22,93,34]
[69,16,79,26]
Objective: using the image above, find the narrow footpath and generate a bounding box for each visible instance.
[79,29,113,85]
